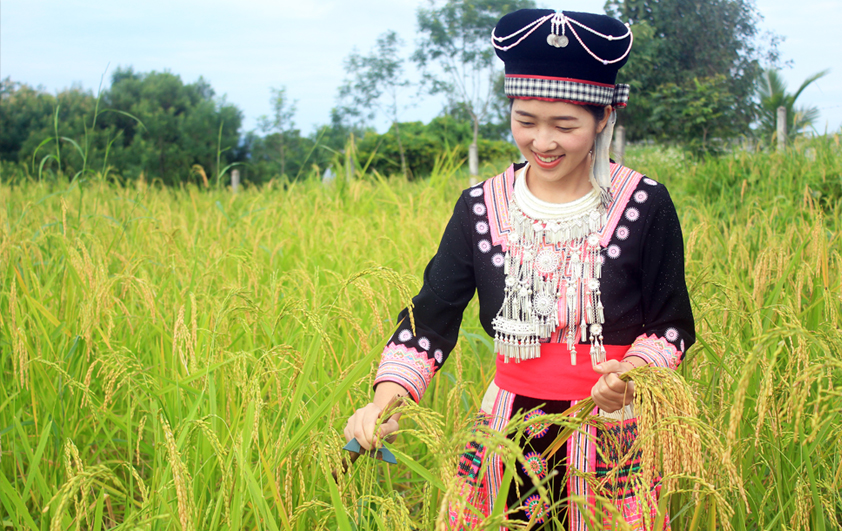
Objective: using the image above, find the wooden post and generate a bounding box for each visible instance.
[613,125,626,165]
[468,143,479,179]
[231,169,240,193]
[776,106,787,152]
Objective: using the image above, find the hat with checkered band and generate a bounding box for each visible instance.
[492,9,632,107]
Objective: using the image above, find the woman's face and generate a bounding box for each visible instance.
[511,99,609,199]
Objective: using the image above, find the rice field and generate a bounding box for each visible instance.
[1,138,841,530]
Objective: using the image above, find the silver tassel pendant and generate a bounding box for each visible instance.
[491,186,608,364]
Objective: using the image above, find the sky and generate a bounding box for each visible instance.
[2,0,840,136]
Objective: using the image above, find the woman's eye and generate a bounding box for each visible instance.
[557,127,573,132]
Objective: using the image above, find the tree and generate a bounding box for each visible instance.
[413,0,535,176]
[605,0,779,141]
[0,79,124,178]
[1,70,243,184]
[0,79,62,164]
[257,86,297,178]
[338,30,413,177]
[649,75,739,156]
[102,67,243,184]
[756,68,830,143]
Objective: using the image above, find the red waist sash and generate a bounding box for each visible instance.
[494,343,631,400]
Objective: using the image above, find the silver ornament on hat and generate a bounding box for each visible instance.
[546,33,569,48]
[492,10,633,65]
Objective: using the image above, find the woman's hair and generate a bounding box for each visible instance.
[583,104,609,124]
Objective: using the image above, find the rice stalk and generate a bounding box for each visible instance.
[161,414,195,531]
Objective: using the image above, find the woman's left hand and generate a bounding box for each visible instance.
[591,359,636,413]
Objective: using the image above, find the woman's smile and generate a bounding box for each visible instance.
[533,151,564,168]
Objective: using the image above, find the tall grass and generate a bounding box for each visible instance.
[1,137,841,530]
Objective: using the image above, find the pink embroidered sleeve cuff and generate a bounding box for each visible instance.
[374,342,437,403]
[624,334,681,369]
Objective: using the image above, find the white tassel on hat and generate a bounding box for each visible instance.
[589,108,617,207]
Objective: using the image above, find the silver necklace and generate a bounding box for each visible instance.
[492,166,608,366]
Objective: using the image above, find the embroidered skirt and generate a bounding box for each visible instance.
[447,381,668,531]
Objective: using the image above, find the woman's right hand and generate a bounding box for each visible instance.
[344,402,400,451]
[344,381,407,451]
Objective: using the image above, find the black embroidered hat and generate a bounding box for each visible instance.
[492,9,632,107]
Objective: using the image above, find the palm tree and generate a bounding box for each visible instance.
[757,68,830,142]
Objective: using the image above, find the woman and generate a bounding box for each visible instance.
[344,8,694,529]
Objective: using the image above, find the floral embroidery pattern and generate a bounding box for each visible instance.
[418,336,431,350]
[492,253,505,267]
[624,207,640,222]
[633,190,648,203]
[434,349,443,364]
[478,240,492,253]
[615,225,629,240]
[625,333,681,369]
[473,203,487,216]
[476,221,489,235]
[470,187,484,197]
[665,327,679,342]
[398,329,413,342]
[524,494,549,523]
[525,409,550,438]
[644,177,657,186]
[374,342,437,402]
[607,244,621,259]
[522,451,548,479]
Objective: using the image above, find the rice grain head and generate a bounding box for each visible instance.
[63,439,88,529]
[136,415,147,467]
[754,353,777,444]
[790,477,812,530]
[191,418,232,523]
[9,276,16,330]
[622,367,704,495]
[249,378,262,446]
[189,293,198,371]
[14,326,29,389]
[61,196,68,237]
[172,304,190,374]
[161,415,195,531]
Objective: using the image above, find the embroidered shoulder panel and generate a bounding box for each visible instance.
[374,342,437,403]
[482,163,644,252]
[624,333,681,369]
[482,164,516,250]
[598,165,645,247]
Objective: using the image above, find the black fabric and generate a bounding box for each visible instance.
[494,9,631,85]
[381,164,695,395]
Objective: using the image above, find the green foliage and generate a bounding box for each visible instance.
[649,75,740,156]
[355,115,520,178]
[605,0,775,142]
[0,78,118,178]
[102,67,244,185]
[0,68,244,185]
[756,68,831,144]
